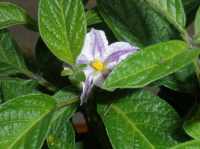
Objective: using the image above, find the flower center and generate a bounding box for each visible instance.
[91,59,105,71]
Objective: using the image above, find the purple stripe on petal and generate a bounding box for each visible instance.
[105,48,137,63]
[77,59,89,64]
[92,29,105,58]
[80,75,94,105]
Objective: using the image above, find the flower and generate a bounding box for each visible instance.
[77,28,139,104]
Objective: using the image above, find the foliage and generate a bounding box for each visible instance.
[0,0,200,149]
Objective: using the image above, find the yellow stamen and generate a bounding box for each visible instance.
[91,59,105,71]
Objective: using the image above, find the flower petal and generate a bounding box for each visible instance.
[76,30,95,64]
[76,29,109,64]
[91,28,108,59]
[105,42,138,69]
[80,66,94,104]
[80,75,94,104]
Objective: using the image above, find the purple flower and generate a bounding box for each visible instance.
[77,28,139,104]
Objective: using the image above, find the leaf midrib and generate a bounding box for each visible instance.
[106,104,155,149]
[7,102,54,149]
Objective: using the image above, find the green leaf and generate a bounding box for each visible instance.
[171,140,200,149]
[47,89,78,149]
[98,90,181,149]
[0,2,36,30]
[86,10,102,26]
[0,30,28,76]
[157,64,199,94]
[194,7,200,43]
[103,40,200,90]
[0,78,38,101]
[183,105,200,140]
[97,0,178,47]
[145,0,186,33]
[0,94,56,149]
[39,0,86,64]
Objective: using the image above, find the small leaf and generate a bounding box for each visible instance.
[157,64,199,94]
[0,2,36,30]
[47,89,78,149]
[194,7,200,43]
[39,0,87,64]
[0,94,56,149]
[171,140,200,149]
[104,40,200,90]
[145,0,186,32]
[98,90,181,149]
[0,30,28,76]
[183,105,200,139]
[0,78,38,101]
[86,10,102,26]
[97,0,178,46]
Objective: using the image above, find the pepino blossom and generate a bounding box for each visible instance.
[77,29,139,104]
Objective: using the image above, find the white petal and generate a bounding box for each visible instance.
[76,28,109,64]
[76,30,95,64]
[80,75,94,104]
[104,42,138,69]
[93,73,104,87]
[90,28,109,60]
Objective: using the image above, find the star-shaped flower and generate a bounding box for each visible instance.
[76,28,139,104]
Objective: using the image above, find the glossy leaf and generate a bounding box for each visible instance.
[103,41,200,90]
[0,2,36,30]
[98,90,181,149]
[39,0,86,64]
[171,140,200,149]
[0,78,38,101]
[145,0,186,32]
[183,105,200,139]
[47,89,78,149]
[0,94,56,149]
[0,30,28,76]
[86,10,102,26]
[194,7,200,43]
[97,0,178,47]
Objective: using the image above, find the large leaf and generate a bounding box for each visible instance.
[0,78,38,101]
[183,105,200,140]
[145,0,186,33]
[97,0,178,47]
[0,30,28,76]
[171,140,200,149]
[39,0,86,64]
[103,40,200,90]
[47,89,78,149]
[98,90,181,149]
[0,94,56,149]
[194,7,200,44]
[0,2,36,30]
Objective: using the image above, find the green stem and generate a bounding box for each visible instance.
[181,30,200,84]
[23,70,57,92]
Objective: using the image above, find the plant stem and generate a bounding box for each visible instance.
[181,31,200,84]
[23,69,57,92]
